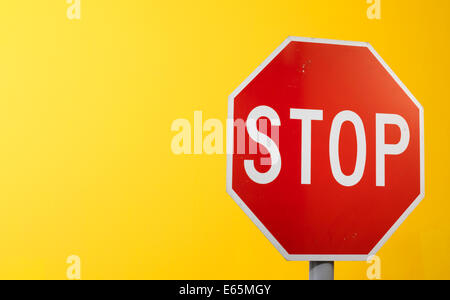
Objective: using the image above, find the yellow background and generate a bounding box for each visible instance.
[0,0,448,280]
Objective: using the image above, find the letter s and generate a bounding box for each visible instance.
[244,106,281,184]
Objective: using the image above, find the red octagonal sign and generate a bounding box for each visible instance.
[226,37,425,261]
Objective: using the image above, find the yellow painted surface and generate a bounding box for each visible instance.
[0,0,448,279]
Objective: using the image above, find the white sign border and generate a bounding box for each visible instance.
[226,36,425,261]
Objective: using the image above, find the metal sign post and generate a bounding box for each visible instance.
[309,261,334,280]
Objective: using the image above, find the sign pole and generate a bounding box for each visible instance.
[309,261,334,280]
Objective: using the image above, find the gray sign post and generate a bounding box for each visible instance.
[309,261,334,280]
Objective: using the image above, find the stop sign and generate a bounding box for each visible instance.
[227,37,425,261]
